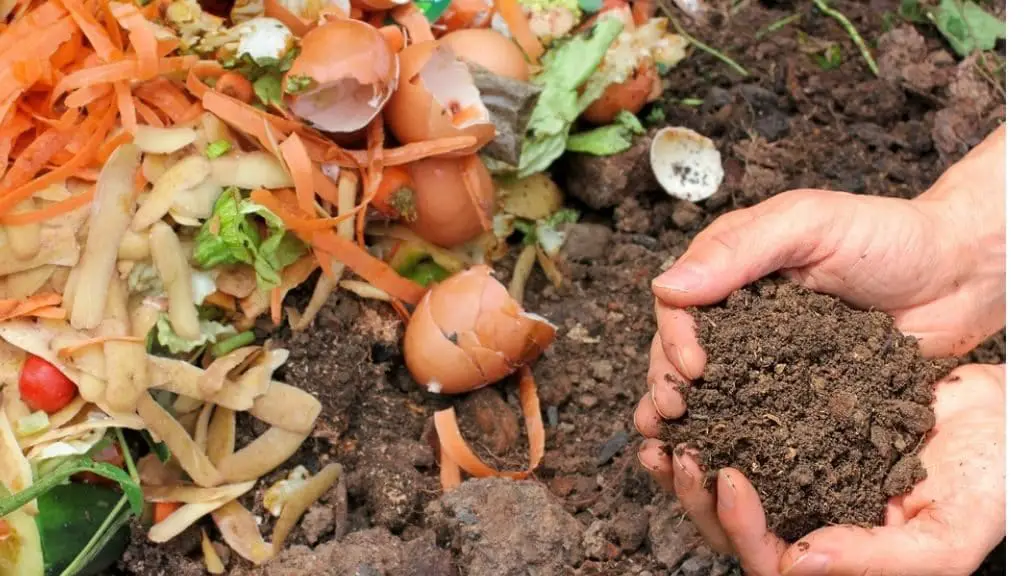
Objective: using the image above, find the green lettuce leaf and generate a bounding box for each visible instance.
[154,314,237,355]
[566,110,644,155]
[193,188,310,290]
[518,17,624,177]
[929,0,1005,57]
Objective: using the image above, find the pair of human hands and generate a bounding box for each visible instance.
[636,127,1006,575]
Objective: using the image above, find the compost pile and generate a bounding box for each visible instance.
[664,278,958,541]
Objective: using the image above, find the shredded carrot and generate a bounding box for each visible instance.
[495,0,543,63]
[51,55,197,105]
[56,335,145,359]
[358,115,386,248]
[0,292,64,322]
[251,189,426,304]
[132,97,165,126]
[312,168,339,206]
[65,84,113,108]
[61,0,119,62]
[1,126,76,188]
[50,29,83,70]
[0,102,115,216]
[371,166,412,218]
[433,367,545,481]
[270,286,283,326]
[280,134,316,216]
[319,135,479,167]
[95,130,132,164]
[114,81,137,134]
[391,4,434,44]
[109,1,159,80]
[135,77,198,123]
[439,445,462,491]
[0,184,94,224]
[390,298,411,324]
[25,306,67,320]
[153,502,182,524]
[201,91,284,154]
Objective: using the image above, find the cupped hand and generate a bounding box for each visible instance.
[639,364,1006,576]
[635,125,1005,431]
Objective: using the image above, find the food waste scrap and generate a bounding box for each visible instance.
[0,0,702,572]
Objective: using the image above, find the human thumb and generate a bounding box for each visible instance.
[780,523,982,576]
[652,190,837,309]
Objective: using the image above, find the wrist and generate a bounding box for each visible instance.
[913,126,1006,338]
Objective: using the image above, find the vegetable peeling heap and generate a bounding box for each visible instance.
[0,0,692,571]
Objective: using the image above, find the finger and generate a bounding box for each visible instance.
[655,301,706,381]
[648,332,690,417]
[672,446,732,554]
[651,190,837,309]
[780,521,986,576]
[716,468,788,576]
[633,393,661,438]
[637,438,673,492]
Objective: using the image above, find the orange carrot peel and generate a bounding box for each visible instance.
[434,366,545,487]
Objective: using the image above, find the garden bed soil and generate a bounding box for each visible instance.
[117,0,1006,574]
[662,278,957,542]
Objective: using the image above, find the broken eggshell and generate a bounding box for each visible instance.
[403,265,556,394]
[649,126,724,202]
[404,154,496,248]
[283,19,398,133]
[384,40,496,152]
[438,29,529,82]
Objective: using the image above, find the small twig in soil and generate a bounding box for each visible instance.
[657,0,750,77]
[756,13,802,40]
[811,0,880,77]
[973,53,1006,100]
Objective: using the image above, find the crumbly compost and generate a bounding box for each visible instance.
[664,278,957,542]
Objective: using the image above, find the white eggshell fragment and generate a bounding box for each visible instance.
[649,126,724,202]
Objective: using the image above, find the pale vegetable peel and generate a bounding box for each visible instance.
[270,463,341,552]
[69,144,142,330]
[147,480,255,543]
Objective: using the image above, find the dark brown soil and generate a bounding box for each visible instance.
[662,278,957,541]
[116,0,1005,574]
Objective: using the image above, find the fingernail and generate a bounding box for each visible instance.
[718,471,736,510]
[783,552,832,575]
[653,264,704,293]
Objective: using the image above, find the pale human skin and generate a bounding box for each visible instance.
[634,126,1006,576]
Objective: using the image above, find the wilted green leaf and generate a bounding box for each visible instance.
[929,0,1005,57]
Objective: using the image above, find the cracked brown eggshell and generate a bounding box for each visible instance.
[403,265,556,394]
[284,19,398,134]
[384,40,496,151]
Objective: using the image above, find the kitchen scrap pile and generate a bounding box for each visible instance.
[0,0,708,572]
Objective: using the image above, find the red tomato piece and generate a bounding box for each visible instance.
[18,354,77,414]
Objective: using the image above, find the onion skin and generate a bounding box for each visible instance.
[582,62,657,125]
[284,19,398,133]
[383,40,496,151]
[404,155,495,247]
[403,265,556,394]
[438,29,528,81]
